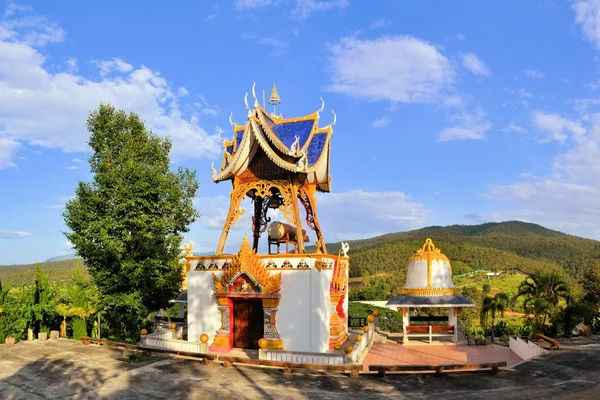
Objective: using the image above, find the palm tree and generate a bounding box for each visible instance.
[514,271,569,334]
[481,292,509,343]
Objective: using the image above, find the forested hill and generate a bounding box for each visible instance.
[318,221,600,280]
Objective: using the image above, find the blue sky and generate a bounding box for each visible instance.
[3,0,600,264]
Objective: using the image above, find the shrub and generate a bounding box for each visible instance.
[72,318,88,340]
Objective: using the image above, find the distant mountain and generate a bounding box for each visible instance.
[3,221,599,286]
[312,221,600,281]
[45,253,80,262]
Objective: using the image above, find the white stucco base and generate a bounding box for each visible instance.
[186,253,346,353]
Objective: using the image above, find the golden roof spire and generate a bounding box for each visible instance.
[268,83,281,106]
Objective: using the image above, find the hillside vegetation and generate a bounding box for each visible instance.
[3,221,599,288]
[0,259,86,286]
[319,221,600,282]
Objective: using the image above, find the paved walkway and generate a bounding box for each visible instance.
[1,338,599,399]
[363,341,523,371]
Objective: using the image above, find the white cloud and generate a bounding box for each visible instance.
[485,112,600,239]
[504,123,526,134]
[370,18,391,29]
[65,165,78,170]
[531,111,585,142]
[524,69,545,79]
[0,6,221,168]
[461,53,490,77]
[45,195,74,209]
[457,33,466,41]
[438,108,491,141]
[0,137,19,168]
[372,116,390,128]
[234,0,348,20]
[194,189,429,246]
[65,57,77,73]
[326,35,455,103]
[203,4,220,22]
[519,88,532,98]
[0,230,33,238]
[241,32,288,56]
[573,0,600,49]
[72,158,83,163]
[317,190,430,238]
[92,58,134,76]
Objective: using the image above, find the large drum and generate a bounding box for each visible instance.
[268,221,297,241]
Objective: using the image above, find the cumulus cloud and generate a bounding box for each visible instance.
[326,35,455,104]
[573,0,600,49]
[504,123,527,134]
[241,32,288,56]
[372,116,390,128]
[194,189,430,245]
[234,0,348,20]
[461,53,490,77]
[0,137,19,168]
[485,111,600,239]
[0,230,33,238]
[438,108,492,141]
[0,4,221,169]
[524,69,545,79]
[316,190,430,240]
[531,111,585,142]
[370,18,391,29]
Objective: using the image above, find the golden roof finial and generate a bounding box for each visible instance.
[268,83,281,106]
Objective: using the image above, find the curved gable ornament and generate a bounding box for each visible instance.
[213,235,282,294]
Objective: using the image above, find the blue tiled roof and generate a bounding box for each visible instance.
[226,145,233,154]
[262,111,315,149]
[235,129,244,149]
[306,132,327,166]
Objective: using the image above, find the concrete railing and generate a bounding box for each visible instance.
[140,329,202,353]
[261,349,345,365]
[509,336,546,361]
[347,322,375,364]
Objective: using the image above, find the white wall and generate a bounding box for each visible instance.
[278,270,312,352]
[187,271,221,345]
[311,266,332,352]
[187,254,340,353]
[509,336,546,361]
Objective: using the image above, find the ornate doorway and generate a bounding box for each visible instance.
[233,300,264,349]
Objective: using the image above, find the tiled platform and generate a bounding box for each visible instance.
[362,341,523,371]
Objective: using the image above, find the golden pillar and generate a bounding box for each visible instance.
[216,184,246,254]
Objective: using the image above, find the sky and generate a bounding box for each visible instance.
[3,0,600,264]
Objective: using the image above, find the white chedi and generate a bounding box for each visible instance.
[402,238,457,296]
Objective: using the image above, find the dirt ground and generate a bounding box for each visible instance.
[0,337,599,400]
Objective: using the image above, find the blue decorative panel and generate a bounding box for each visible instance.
[261,110,314,149]
[306,133,327,166]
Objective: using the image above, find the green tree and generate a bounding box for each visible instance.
[515,271,569,334]
[63,105,200,335]
[481,292,509,343]
[28,265,56,335]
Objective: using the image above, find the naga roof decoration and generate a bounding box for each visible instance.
[212,85,335,192]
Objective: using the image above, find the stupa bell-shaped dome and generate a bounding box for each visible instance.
[402,238,457,296]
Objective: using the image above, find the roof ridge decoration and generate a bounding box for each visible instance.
[213,234,282,294]
[211,83,336,190]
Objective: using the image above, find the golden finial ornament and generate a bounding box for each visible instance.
[268,83,281,115]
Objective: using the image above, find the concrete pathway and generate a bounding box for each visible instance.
[1,337,599,399]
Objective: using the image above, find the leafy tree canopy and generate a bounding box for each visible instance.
[63,105,199,328]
